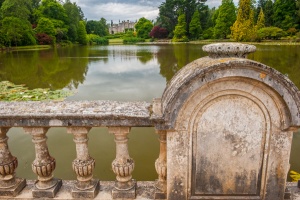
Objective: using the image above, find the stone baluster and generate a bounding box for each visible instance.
[108,127,136,199]
[67,127,99,198]
[0,127,26,197]
[23,127,62,198]
[154,130,167,199]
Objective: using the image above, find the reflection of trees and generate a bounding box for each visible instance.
[88,48,109,64]
[157,44,207,82]
[248,45,300,89]
[137,50,153,64]
[0,47,89,90]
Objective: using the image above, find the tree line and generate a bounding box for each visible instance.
[1,0,300,47]
[0,0,109,47]
[154,0,300,41]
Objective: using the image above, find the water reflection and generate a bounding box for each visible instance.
[0,47,89,90]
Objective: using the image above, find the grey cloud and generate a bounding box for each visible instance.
[73,0,239,21]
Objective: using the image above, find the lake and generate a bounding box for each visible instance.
[0,43,299,181]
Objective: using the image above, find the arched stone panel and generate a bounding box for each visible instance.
[164,43,299,200]
[167,78,294,200]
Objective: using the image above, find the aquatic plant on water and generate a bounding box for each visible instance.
[0,81,73,101]
[290,170,300,182]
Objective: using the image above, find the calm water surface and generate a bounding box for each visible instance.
[0,44,299,181]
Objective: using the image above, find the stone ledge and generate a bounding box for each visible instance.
[0,100,156,127]
[0,180,163,200]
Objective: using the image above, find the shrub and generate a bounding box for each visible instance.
[287,27,297,36]
[257,27,286,40]
[35,33,54,45]
[202,28,214,39]
[123,37,145,44]
[87,34,108,45]
[150,26,169,39]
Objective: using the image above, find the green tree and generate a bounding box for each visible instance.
[256,8,265,30]
[264,0,273,27]
[63,0,84,42]
[157,0,207,38]
[36,17,56,37]
[37,0,68,23]
[135,17,153,39]
[214,0,236,39]
[231,0,255,41]
[86,18,109,37]
[297,0,300,27]
[189,10,202,40]
[35,0,69,41]
[273,0,297,30]
[172,13,188,42]
[1,17,35,46]
[255,0,266,21]
[0,0,32,20]
[77,20,87,45]
[0,0,36,46]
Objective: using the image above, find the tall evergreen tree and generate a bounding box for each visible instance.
[297,0,300,28]
[189,10,202,40]
[255,0,266,20]
[157,0,207,39]
[264,0,273,26]
[214,0,236,39]
[172,13,188,42]
[273,0,297,30]
[256,8,265,30]
[77,20,87,45]
[231,0,255,41]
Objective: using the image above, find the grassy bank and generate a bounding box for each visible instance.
[1,45,52,52]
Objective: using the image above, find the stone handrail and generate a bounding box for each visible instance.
[0,101,157,127]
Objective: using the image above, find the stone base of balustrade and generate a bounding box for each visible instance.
[1,181,299,199]
[154,179,166,199]
[0,180,161,199]
[0,178,26,197]
[32,178,62,198]
[112,180,136,199]
[71,179,100,199]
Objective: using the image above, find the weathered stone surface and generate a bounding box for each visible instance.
[23,127,61,196]
[0,128,25,197]
[0,180,161,199]
[0,178,26,197]
[202,42,256,58]
[112,182,136,199]
[71,179,100,199]
[154,130,167,198]
[32,178,62,198]
[161,56,300,129]
[163,43,300,200]
[0,101,152,127]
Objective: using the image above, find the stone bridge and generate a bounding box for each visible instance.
[0,43,299,200]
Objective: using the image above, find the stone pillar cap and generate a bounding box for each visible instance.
[202,43,256,58]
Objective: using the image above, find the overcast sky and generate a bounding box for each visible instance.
[73,0,239,22]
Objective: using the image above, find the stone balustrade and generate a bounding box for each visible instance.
[1,43,300,200]
[0,100,166,199]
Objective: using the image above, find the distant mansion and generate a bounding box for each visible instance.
[109,20,136,34]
